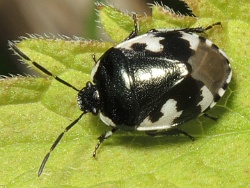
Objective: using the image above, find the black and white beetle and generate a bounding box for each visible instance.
[10,14,232,176]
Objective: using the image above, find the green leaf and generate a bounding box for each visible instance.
[1,1,249,187]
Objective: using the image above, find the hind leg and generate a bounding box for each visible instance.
[146,129,195,141]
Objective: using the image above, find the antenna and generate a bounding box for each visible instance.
[180,22,222,34]
[8,41,80,92]
[38,112,86,176]
[9,41,85,176]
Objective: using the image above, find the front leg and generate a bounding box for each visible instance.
[93,128,118,157]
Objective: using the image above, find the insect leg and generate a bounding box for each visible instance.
[124,13,139,41]
[146,129,195,141]
[203,113,218,121]
[93,128,118,157]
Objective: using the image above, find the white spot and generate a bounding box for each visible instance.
[218,88,225,97]
[145,39,164,52]
[104,130,113,138]
[116,33,164,52]
[177,63,189,76]
[226,69,232,84]
[205,39,213,47]
[99,113,116,127]
[137,99,182,131]
[180,32,199,51]
[210,101,217,108]
[198,86,214,112]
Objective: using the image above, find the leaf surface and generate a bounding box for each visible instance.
[0,1,249,187]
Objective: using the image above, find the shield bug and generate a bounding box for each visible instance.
[9,14,232,176]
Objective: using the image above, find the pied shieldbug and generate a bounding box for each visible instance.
[9,14,232,176]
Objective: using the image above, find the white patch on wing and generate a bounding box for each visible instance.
[180,32,199,51]
[137,99,182,131]
[205,39,213,47]
[145,38,164,52]
[209,101,217,108]
[198,86,214,112]
[116,33,164,52]
[99,113,116,127]
[218,88,226,97]
[226,69,232,84]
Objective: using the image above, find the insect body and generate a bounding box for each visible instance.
[10,15,232,176]
[88,18,231,138]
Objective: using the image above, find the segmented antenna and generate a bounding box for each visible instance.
[180,22,222,34]
[38,112,85,176]
[8,41,80,92]
[9,41,85,176]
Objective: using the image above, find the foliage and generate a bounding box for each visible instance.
[0,1,249,187]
